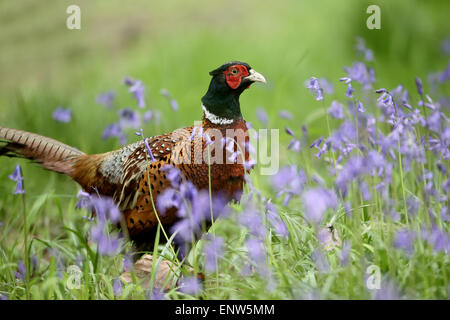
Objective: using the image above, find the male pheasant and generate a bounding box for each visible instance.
[0,61,266,248]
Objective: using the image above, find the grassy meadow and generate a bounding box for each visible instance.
[0,0,449,299]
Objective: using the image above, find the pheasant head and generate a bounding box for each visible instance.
[201,61,266,125]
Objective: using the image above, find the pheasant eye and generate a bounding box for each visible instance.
[231,68,238,75]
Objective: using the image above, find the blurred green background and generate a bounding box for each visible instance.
[0,0,449,195]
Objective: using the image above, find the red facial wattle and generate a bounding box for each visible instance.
[224,65,250,89]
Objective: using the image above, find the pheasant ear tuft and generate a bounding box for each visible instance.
[209,66,225,76]
[209,61,251,76]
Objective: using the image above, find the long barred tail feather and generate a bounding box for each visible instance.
[0,126,85,176]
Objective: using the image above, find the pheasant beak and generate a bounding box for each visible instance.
[244,69,266,84]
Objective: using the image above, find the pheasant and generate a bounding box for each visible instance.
[0,61,266,249]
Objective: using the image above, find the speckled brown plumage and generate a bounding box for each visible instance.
[122,117,250,239]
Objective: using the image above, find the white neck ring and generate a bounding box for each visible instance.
[202,104,234,125]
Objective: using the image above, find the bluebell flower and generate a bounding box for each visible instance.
[122,254,133,272]
[439,63,450,83]
[153,111,161,125]
[415,77,424,96]
[92,196,121,223]
[256,107,269,126]
[203,133,213,146]
[179,181,198,202]
[306,77,324,101]
[48,248,66,279]
[102,123,122,140]
[179,276,202,295]
[345,83,354,98]
[443,178,450,194]
[123,76,146,108]
[96,91,115,109]
[113,278,123,296]
[285,126,294,136]
[335,156,365,196]
[271,165,306,205]
[312,249,329,273]
[320,78,334,94]
[310,137,323,149]
[197,127,204,138]
[265,201,289,238]
[203,235,224,273]
[278,110,293,120]
[8,164,25,194]
[421,226,450,254]
[52,107,72,123]
[84,195,122,256]
[442,38,450,55]
[157,188,181,214]
[393,229,416,255]
[169,99,179,111]
[239,207,266,238]
[160,88,179,111]
[14,260,26,280]
[344,202,352,218]
[327,121,357,155]
[360,181,371,200]
[147,288,166,300]
[328,101,345,119]
[343,62,375,89]
[340,240,352,266]
[285,127,300,152]
[144,139,156,162]
[14,257,37,281]
[244,159,257,171]
[288,139,301,152]
[135,129,156,162]
[240,263,253,277]
[91,221,120,256]
[441,207,450,222]
[170,187,227,247]
[355,37,374,62]
[374,278,402,300]
[356,101,365,113]
[246,238,265,263]
[310,137,328,158]
[423,95,437,110]
[302,188,337,225]
[189,126,198,141]
[162,165,183,188]
[225,139,235,153]
[160,88,170,98]
[75,190,91,210]
[339,77,352,84]
[426,111,442,133]
[143,110,153,123]
[118,108,141,129]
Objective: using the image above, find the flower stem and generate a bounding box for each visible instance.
[397,143,409,226]
[21,193,30,300]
